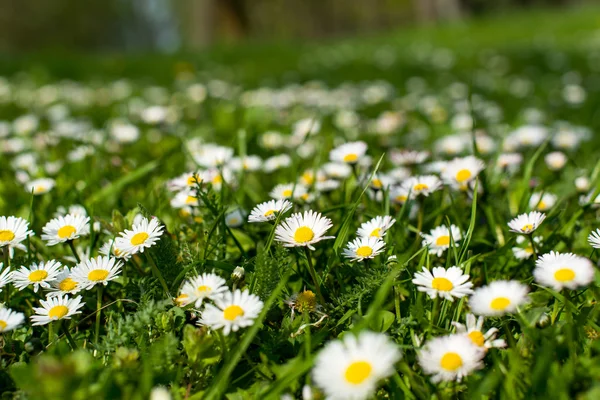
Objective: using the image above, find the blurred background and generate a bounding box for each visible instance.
[0,0,593,53]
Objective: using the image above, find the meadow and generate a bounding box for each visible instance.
[1,5,600,399]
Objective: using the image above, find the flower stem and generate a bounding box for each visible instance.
[62,320,77,350]
[304,247,325,304]
[95,285,103,345]
[145,252,171,298]
[2,245,9,268]
[68,241,81,263]
[527,235,538,260]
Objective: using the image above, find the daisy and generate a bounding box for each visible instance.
[545,151,567,171]
[0,264,11,292]
[170,190,199,209]
[263,154,292,173]
[441,156,485,189]
[71,256,123,290]
[192,144,234,168]
[25,177,55,195]
[0,216,33,252]
[469,280,529,316]
[452,314,506,350]
[30,295,85,326]
[41,214,90,246]
[575,176,590,193]
[198,289,264,335]
[389,186,410,205]
[11,260,62,292]
[315,179,341,192]
[198,168,235,191]
[329,141,368,164]
[228,155,262,172]
[529,192,557,212]
[357,216,396,239]
[176,272,228,307]
[46,267,81,297]
[401,175,442,198]
[342,237,386,262]
[270,183,306,200]
[588,229,600,249]
[509,125,548,148]
[389,149,429,166]
[322,162,352,179]
[114,217,164,255]
[0,307,25,333]
[421,225,462,256]
[248,199,293,223]
[418,334,484,383]
[225,209,245,228]
[166,171,201,192]
[99,240,131,260]
[412,266,473,301]
[312,331,401,400]
[497,153,523,171]
[512,235,542,260]
[388,167,411,182]
[275,210,334,250]
[533,251,594,291]
[507,211,546,234]
[367,173,393,191]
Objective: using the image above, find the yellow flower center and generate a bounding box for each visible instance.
[294,226,314,243]
[0,320,7,331]
[48,305,69,319]
[525,246,534,254]
[372,179,382,188]
[34,185,46,194]
[88,269,109,282]
[343,153,358,163]
[369,228,381,238]
[431,277,453,291]
[264,209,275,217]
[57,225,77,239]
[187,175,199,186]
[228,217,239,225]
[197,285,210,292]
[435,235,450,246]
[521,224,534,233]
[468,330,485,347]
[538,200,547,210]
[114,248,123,256]
[212,175,223,185]
[29,270,48,282]
[58,278,77,292]
[296,290,317,313]
[413,183,429,192]
[455,169,472,183]
[490,297,511,311]
[302,172,314,185]
[395,195,407,203]
[282,189,293,198]
[344,361,372,384]
[223,305,245,321]
[131,232,149,246]
[356,246,373,258]
[554,268,575,282]
[185,196,197,205]
[175,293,188,305]
[0,230,15,242]
[440,352,463,371]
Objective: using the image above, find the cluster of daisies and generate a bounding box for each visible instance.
[0,214,164,332]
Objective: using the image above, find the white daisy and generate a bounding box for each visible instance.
[46,267,81,297]
[0,216,34,252]
[0,264,11,292]
[497,153,523,170]
[529,192,557,211]
[357,216,396,239]
[545,151,567,171]
[25,177,56,195]
[270,183,308,200]
[263,154,292,173]
[342,237,386,262]
[508,125,548,148]
[389,186,410,205]
[228,155,262,172]
[30,295,85,326]
[315,179,341,192]
[192,144,234,168]
[401,175,442,198]
[11,260,62,292]
[441,156,485,189]
[389,149,429,166]
[507,211,546,234]
[412,266,473,301]
[166,171,201,192]
[114,217,164,255]
[225,209,246,228]
[452,314,506,350]
[170,189,199,209]
[418,334,485,383]
[99,239,132,260]
[198,289,264,335]
[421,225,462,257]
[71,256,123,290]
[533,251,595,291]
[198,167,235,191]
[588,229,600,249]
[512,235,542,260]
[0,307,25,333]
[41,214,90,246]
[248,199,293,223]
[175,272,228,307]
[469,280,529,316]
[275,210,334,251]
[329,141,368,164]
[388,167,411,183]
[322,162,352,179]
[575,176,590,193]
[312,331,401,400]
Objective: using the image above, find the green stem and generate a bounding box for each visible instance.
[62,320,77,349]
[95,285,103,345]
[526,235,538,260]
[48,321,54,344]
[304,247,325,304]
[2,245,9,268]
[67,241,81,263]
[145,253,171,298]
[216,330,228,361]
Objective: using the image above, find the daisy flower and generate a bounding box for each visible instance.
[322,162,352,179]
[71,256,123,291]
[316,179,341,192]
[329,141,368,164]
[497,153,523,171]
[41,213,90,246]
[441,156,485,189]
[11,260,62,292]
[575,176,590,193]
[507,211,546,234]
[469,280,529,316]
[270,183,307,200]
[166,171,201,192]
[175,272,228,307]
[30,295,85,326]
[0,307,25,333]
[0,264,11,292]
[275,210,334,250]
[390,186,410,205]
[170,189,199,209]
[452,314,506,350]
[0,216,34,252]
[312,331,401,400]
[421,225,462,256]
[389,149,429,166]
[228,155,262,172]
[99,239,132,261]
[263,154,292,173]
[533,251,594,291]
[192,144,234,168]
[198,289,264,335]
[46,267,81,297]
[401,175,442,198]
[248,199,293,223]
[342,237,386,262]
[198,167,235,191]
[588,229,600,249]
[545,151,567,171]
[115,217,164,255]
[225,209,246,228]
[418,334,484,383]
[412,266,473,301]
[25,177,56,195]
[529,192,557,212]
[512,235,542,260]
[357,216,396,239]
